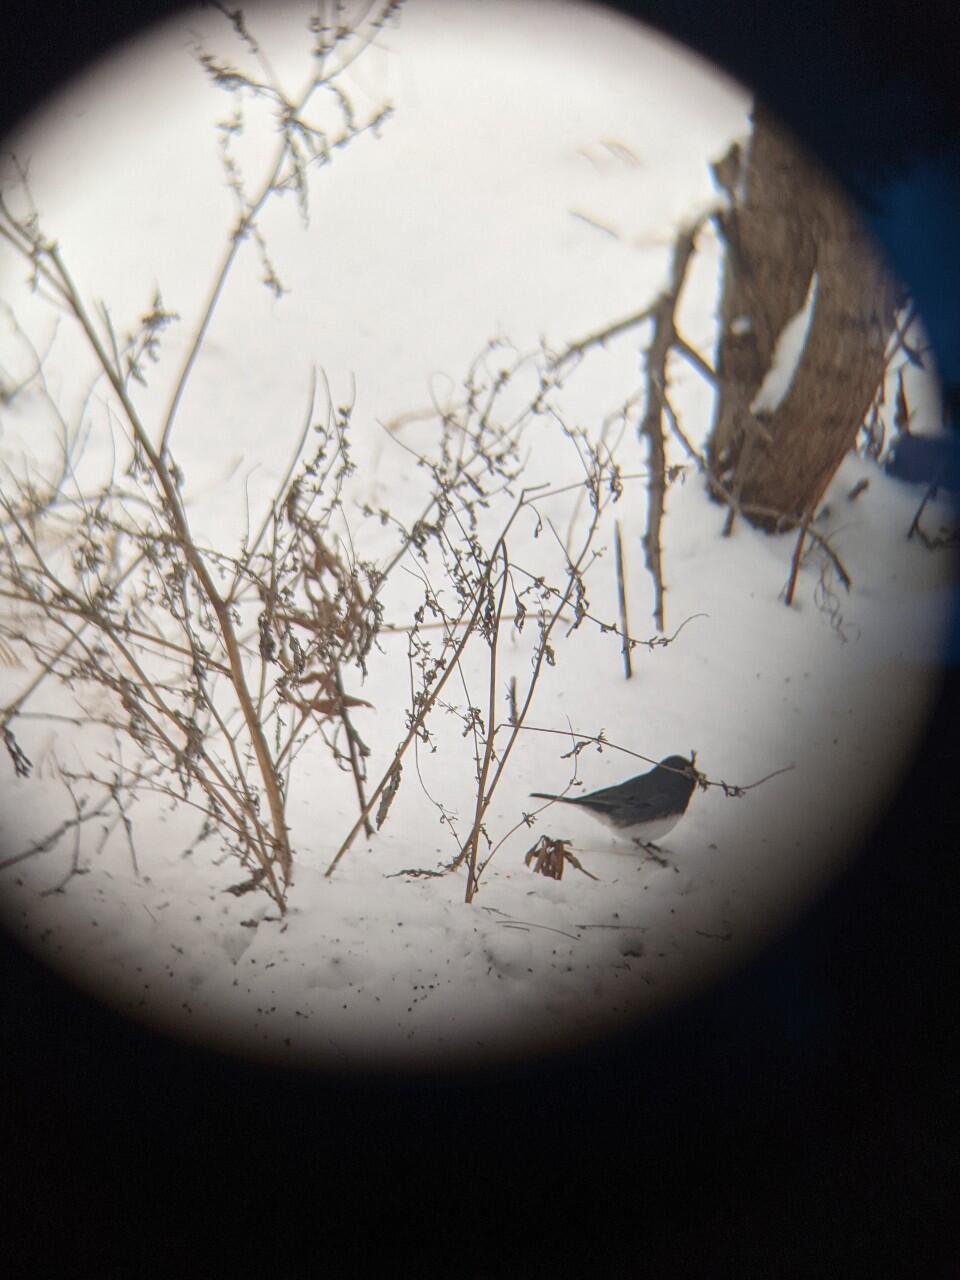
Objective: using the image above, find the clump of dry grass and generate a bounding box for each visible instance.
[0,3,405,911]
[1,3,742,910]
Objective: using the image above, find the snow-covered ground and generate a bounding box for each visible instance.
[0,0,955,1072]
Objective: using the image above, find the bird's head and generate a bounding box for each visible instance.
[660,754,694,773]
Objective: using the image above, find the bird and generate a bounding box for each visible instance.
[530,754,697,860]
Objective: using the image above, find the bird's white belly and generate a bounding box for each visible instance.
[593,811,684,843]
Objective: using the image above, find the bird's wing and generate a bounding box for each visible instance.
[583,792,659,820]
[531,790,631,813]
[582,780,652,810]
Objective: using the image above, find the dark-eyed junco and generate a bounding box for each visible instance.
[530,754,697,854]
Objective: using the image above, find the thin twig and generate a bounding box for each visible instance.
[614,519,632,679]
[783,514,810,607]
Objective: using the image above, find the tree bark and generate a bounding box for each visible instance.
[707,101,901,531]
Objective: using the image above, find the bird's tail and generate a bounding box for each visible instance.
[529,791,576,803]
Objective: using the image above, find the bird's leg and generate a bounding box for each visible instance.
[633,838,671,868]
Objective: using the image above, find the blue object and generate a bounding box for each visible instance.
[884,434,960,492]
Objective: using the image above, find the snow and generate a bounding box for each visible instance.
[750,270,819,416]
[0,0,955,1073]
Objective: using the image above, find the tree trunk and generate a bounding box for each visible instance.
[707,101,901,532]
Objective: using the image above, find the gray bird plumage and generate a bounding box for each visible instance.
[530,754,696,846]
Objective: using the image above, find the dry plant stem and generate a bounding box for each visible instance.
[550,213,709,633]
[551,210,713,374]
[0,752,263,880]
[672,333,716,383]
[638,218,703,632]
[0,547,148,726]
[332,660,374,837]
[254,513,282,725]
[157,36,391,460]
[231,375,318,607]
[718,477,852,600]
[783,513,811,607]
[514,722,791,796]
[46,603,280,883]
[101,761,274,855]
[322,589,481,877]
[3,425,353,882]
[614,519,632,679]
[453,502,606,900]
[323,489,542,878]
[459,578,577,898]
[461,548,510,900]
[659,391,854,602]
[716,461,853,598]
[40,244,292,893]
[0,791,115,872]
[377,610,568,634]
[553,303,659,372]
[40,783,82,892]
[0,10,406,905]
[557,198,856,613]
[0,578,234,699]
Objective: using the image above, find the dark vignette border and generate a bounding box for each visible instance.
[1,2,958,1275]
